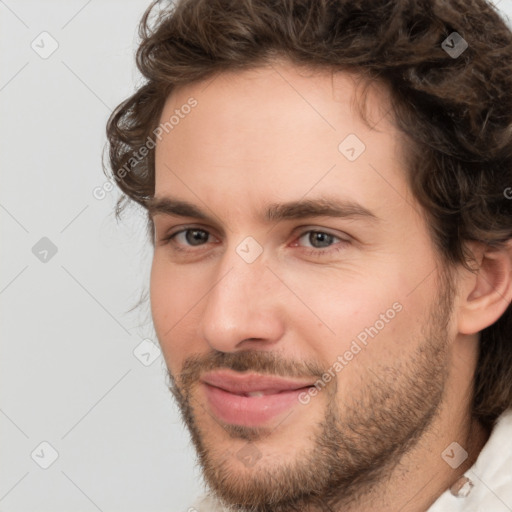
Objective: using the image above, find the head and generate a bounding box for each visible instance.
[106,0,512,509]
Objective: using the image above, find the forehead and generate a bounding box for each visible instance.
[157,61,395,149]
[153,60,412,223]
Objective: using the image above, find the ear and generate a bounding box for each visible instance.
[457,241,512,335]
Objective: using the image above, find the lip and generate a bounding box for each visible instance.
[200,370,315,427]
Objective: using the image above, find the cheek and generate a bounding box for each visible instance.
[286,263,436,366]
[150,259,173,334]
[150,256,205,319]
[149,258,204,367]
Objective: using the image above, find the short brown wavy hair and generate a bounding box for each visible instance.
[106,0,512,427]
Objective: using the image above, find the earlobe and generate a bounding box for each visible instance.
[458,243,512,335]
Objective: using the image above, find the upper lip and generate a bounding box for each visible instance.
[201,370,316,395]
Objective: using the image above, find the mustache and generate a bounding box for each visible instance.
[170,349,327,391]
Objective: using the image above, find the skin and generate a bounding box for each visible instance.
[149,60,512,511]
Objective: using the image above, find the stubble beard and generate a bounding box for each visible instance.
[168,276,454,512]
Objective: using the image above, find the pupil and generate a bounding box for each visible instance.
[310,232,332,248]
[186,229,208,246]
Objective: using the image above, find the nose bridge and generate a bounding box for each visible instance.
[198,240,283,350]
[206,246,269,321]
[212,236,271,307]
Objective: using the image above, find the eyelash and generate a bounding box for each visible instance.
[159,227,350,257]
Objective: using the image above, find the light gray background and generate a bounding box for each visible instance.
[1,2,202,511]
[1,1,511,511]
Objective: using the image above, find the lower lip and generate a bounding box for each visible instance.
[202,383,311,427]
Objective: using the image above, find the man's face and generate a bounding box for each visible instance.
[149,62,458,510]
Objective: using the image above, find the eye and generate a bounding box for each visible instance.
[159,226,350,259]
[298,231,338,249]
[297,230,348,252]
[164,228,213,247]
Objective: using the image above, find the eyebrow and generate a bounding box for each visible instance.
[146,196,379,224]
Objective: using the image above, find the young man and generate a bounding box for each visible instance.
[106,0,512,510]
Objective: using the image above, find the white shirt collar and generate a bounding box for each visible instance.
[428,408,512,511]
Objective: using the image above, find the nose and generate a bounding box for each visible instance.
[197,247,286,352]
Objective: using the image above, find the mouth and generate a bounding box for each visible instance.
[200,370,316,427]
[229,389,301,397]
